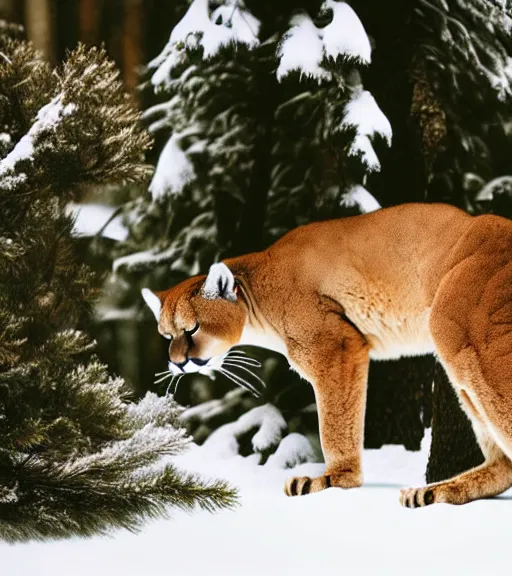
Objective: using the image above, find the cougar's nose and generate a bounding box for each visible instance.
[174,359,187,370]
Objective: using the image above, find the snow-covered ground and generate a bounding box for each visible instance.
[3,429,512,576]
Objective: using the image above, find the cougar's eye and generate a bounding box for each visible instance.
[184,322,199,337]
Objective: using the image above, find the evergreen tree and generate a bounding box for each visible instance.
[0,20,235,542]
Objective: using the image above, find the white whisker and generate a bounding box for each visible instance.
[223,356,261,368]
[155,369,172,377]
[222,361,267,388]
[172,373,185,396]
[224,351,261,366]
[165,373,179,394]
[154,371,173,385]
[218,367,262,398]
[226,349,248,356]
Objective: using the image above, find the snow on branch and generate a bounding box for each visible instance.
[112,244,181,274]
[203,404,287,459]
[150,0,260,90]
[475,175,512,201]
[340,88,392,172]
[340,184,381,213]
[322,0,372,63]
[149,129,198,199]
[277,1,371,82]
[277,14,330,82]
[266,433,316,468]
[0,94,75,185]
[419,0,512,101]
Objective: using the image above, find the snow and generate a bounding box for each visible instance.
[149,131,196,199]
[340,184,381,213]
[266,432,316,468]
[180,388,246,423]
[172,0,260,59]
[150,0,260,87]
[277,1,371,82]
[150,45,188,90]
[66,203,128,241]
[112,244,180,274]
[4,427,512,576]
[204,404,287,457]
[342,88,392,145]
[277,14,330,82]
[321,0,372,64]
[0,94,75,179]
[340,88,392,171]
[489,55,512,101]
[475,175,512,201]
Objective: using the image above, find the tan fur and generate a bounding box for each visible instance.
[150,203,512,506]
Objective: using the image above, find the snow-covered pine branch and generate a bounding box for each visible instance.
[0,94,75,188]
[266,433,316,468]
[340,87,393,172]
[149,131,197,199]
[340,184,382,213]
[149,0,260,92]
[475,175,512,202]
[277,1,371,82]
[418,0,512,101]
[145,1,261,202]
[204,404,287,459]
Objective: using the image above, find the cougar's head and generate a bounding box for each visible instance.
[142,263,247,375]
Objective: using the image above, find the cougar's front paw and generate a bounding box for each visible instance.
[284,475,332,496]
[284,470,363,496]
[399,486,436,508]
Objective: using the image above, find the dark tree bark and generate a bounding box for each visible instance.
[426,362,484,483]
[365,356,435,450]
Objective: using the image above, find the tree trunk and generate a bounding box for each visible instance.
[122,0,143,93]
[365,356,434,450]
[0,0,17,22]
[79,0,99,45]
[24,0,54,63]
[232,44,277,256]
[426,362,484,482]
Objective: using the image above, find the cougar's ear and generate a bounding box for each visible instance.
[201,263,237,301]
[141,288,164,322]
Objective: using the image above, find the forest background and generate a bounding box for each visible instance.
[2,0,511,508]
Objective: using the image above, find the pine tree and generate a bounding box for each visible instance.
[0,20,236,543]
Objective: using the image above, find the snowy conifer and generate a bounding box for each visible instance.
[413,0,511,208]
[114,0,389,279]
[0,21,235,542]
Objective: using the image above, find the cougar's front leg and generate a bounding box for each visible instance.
[284,314,370,496]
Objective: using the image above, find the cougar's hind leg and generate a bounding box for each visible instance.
[401,255,512,507]
[400,368,512,507]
